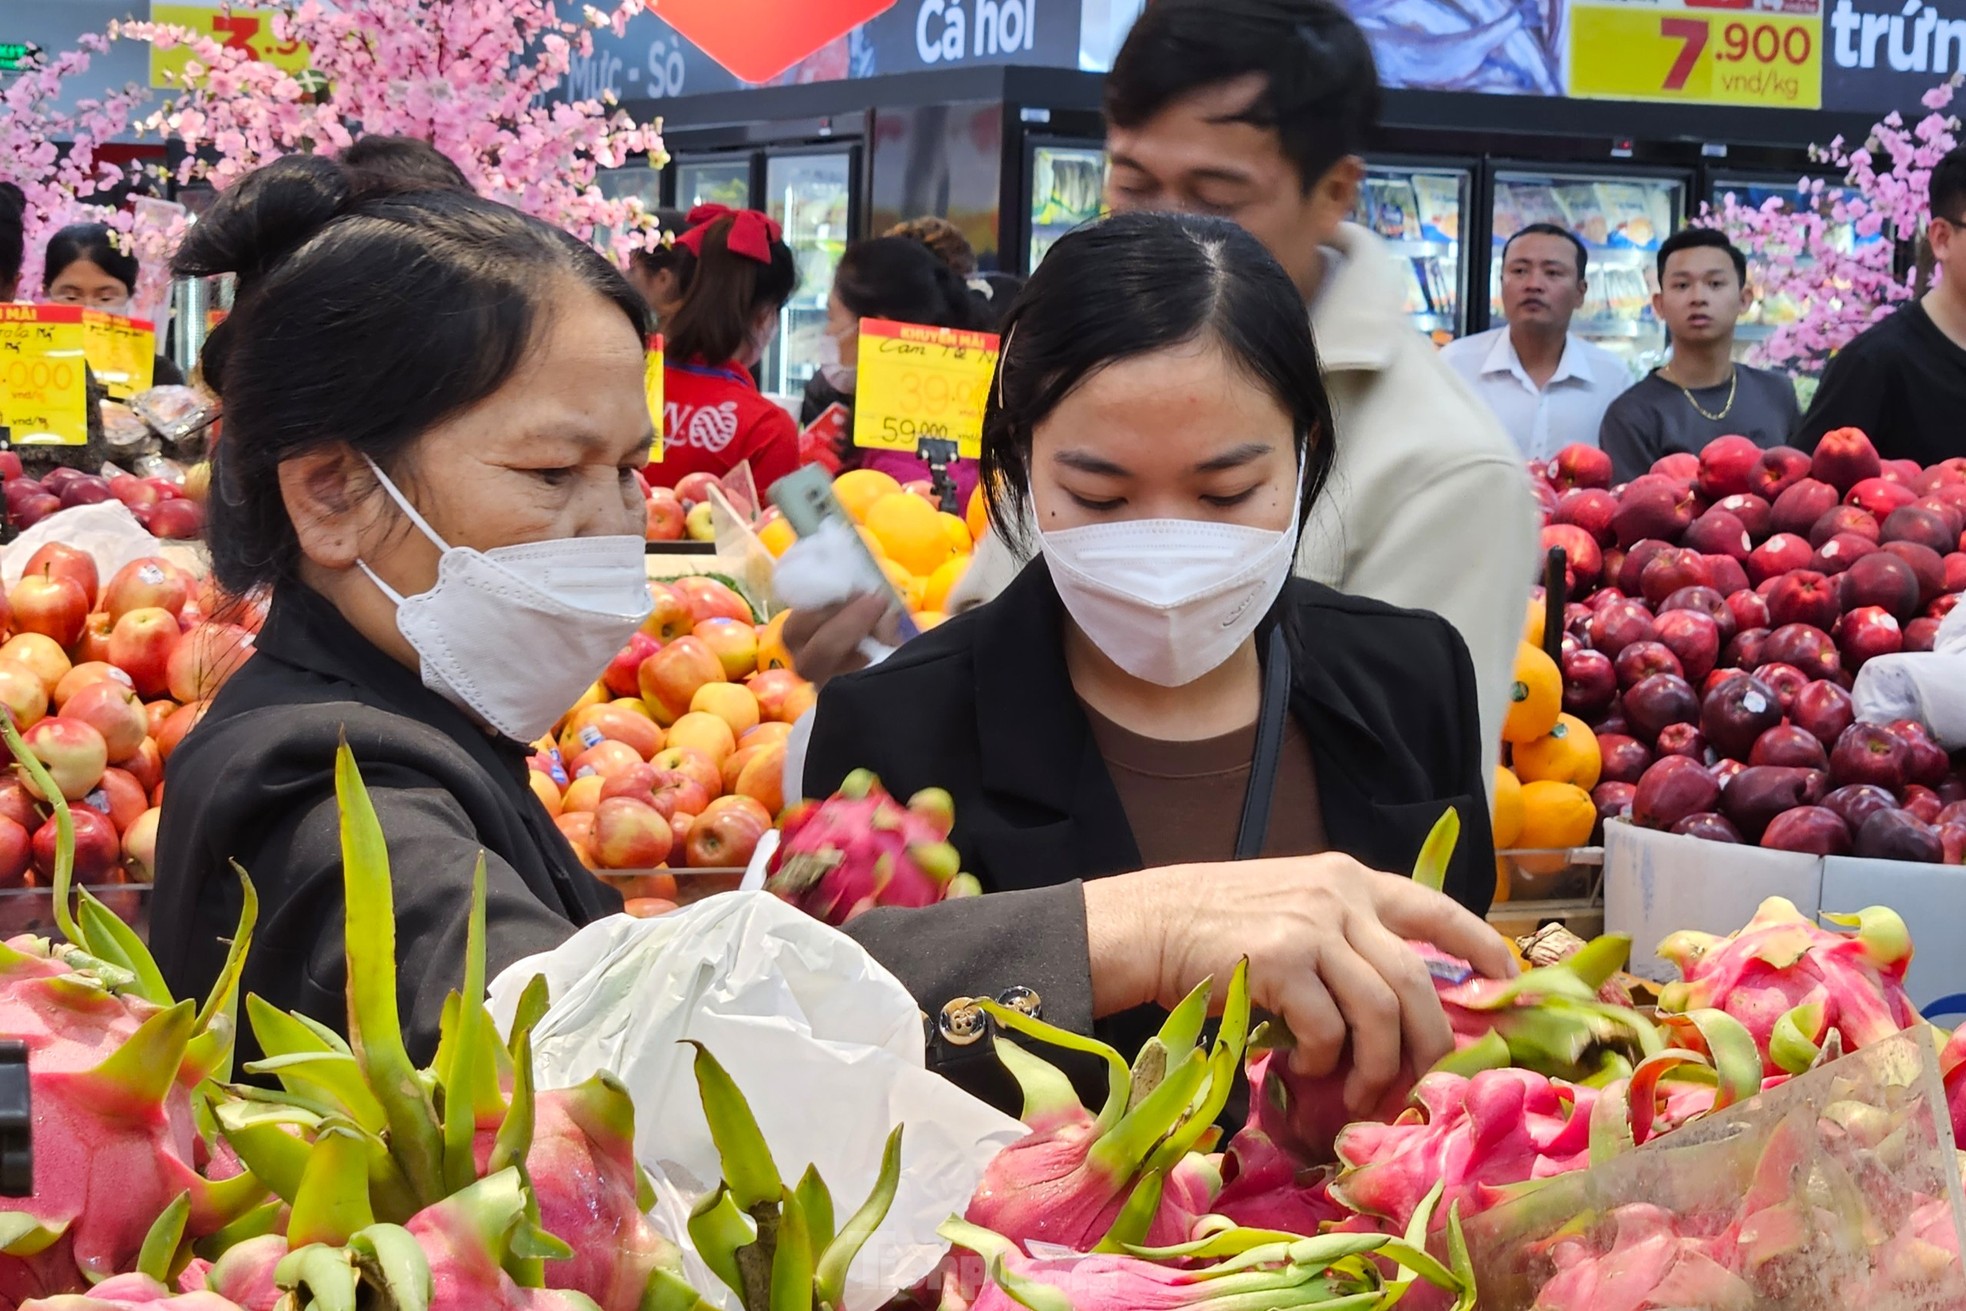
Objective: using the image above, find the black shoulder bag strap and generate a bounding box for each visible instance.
[1233,624,1294,861]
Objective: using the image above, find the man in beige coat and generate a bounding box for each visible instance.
[788,0,1538,794]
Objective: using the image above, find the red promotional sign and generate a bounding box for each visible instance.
[655,0,898,83]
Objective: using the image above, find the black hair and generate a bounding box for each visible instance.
[1657,226,1747,286]
[982,211,1334,541]
[971,271,1025,330]
[662,212,797,364]
[173,153,647,596]
[833,236,983,332]
[1503,222,1588,280]
[336,135,471,193]
[1932,145,1966,222]
[1105,0,1380,195]
[631,208,690,276]
[43,222,138,295]
[0,184,22,291]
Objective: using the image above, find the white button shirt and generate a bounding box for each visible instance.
[1438,326,1634,462]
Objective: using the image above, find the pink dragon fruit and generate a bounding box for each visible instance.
[185,1236,287,1311]
[12,1272,249,1309]
[405,1171,605,1311]
[1658,898,1919,1077]
[1531,1205,1753,1311]
[1330,1069,1598,1232]
[1941,1026,1966,1151]
[767,769,980,924]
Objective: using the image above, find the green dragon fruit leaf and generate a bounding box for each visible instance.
[290,1119,380,1248]
[75,888,170,1007]
[689,1041,783,1212]
[1378,1181,1472,1307]
[794,1165,835,1256]
[184,862,261,1085]
[215,1100,323,1202]
[686,1184,754,1301]
[1095,1170,1167,1253]
[1091,1046,1209,1183]
[0,712,80,951]
[1435,1029,1513,1078]
[506,973,552,1066]
[1821,906,1912,971]
[489,1025,538,1182]
[1559,933,1634,993]
[134,1191,191,1284]
[199,1199,286,1256]
[279,1242,363,1311]
[242,1006,389,1131]
[813,1123,903,1310]
[976,996,1132,1136]
[1412,806,1460,894]
[769,1186,813,1311]
[1770,1002,1829,1076]
[1659,1008,1762,1112]
[643,1265,720,1311]
[334,741,446,1207]
[1154,973,1213,1059]
[0,1213,66,1257]
[1159,961,1252,1166]
[1589,1076,1634,1168]
[439,854,493,1196]
[87,997,195,1121]
[348,1222,434,1311]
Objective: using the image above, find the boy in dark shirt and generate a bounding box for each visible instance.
[1599,228,1800,483]
[1796,145,1966,465]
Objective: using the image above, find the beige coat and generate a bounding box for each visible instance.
[948,223,1540,797]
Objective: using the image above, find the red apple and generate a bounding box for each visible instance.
[1654,722,1707,760]
[593,797,675,869]
[1615,640,1683,690]
[1654,609,1721,683]
[1564,602,1596,644]
[8,571,87,649]
[639,582,695,643]
[12,494,60,529]
[1750,446,1813,499]
[71,613,114,667]
[107,608,183,699]
[1808,532,1876,576]
[1882,505,1955,555]
[1943,821,1966,864]
[598,763,663,804]
[1703,555,1751,597]
[1745,533,1813,586]
[22,544,98,610]
[1561,648,1618,719]
[19,717,108,801]
[1697,435,1763,500]
[155,700,210,759]
[1809,428,1882,492]
[1903,784,1944,825]
[1625,672,1700,745]
[1835,605,1903,668]
[1660,586,1737,643]
[1810,505,1880,547]
[693,618,760,681]
[1636,549,1709,608]
[147,499,206,541]
[1550,444,1614,491]
[683,801,769,869]
[53,661,133,712]
[166,623,255,704]
[644,488,686,542]
[0,780,40,835]
[1758,806,1851,854]
[1597,734,1653,785]
[1908,617,1941,651]
[1593,781,1637,827]
[1553,488,1619,545]
[85,767,148,833]
[1885,458,1925,484]
[1682,510,1751,561]
[1672,812,1744,843]
[102,558,191,621]
[1712,492,1773,542]
[1588,599,1659,658]
[1842,552,1922,621]
[673,471,722,509]
[143,700,177,741]
[0,817,28,889]
[1831,722,1911,791]
[1932,593,1962,621]
[61,680,149,764]
[650,746,721,799]
[1915,495,1966,539]
[1722,627,1771,671]
[1701,675,1784,760]
[651,773,712,821]
[1530,479,1560,518]
[1770,479,1840,538]
[0,451,20,481]
[32,807,119,884]
[1704,667,1749,698]
[1766,571,1839,631]
[1761,626,1841,683]
[1854,809,1943,863]
[569,740,643,785]
[603,633,660,700]
[1753,662,1812,714]
[673,576,753,626]
[1725,590,1770,634]
[1943,553,1966,595]
[1824,784,1900,833]
[1590,586,1631,613]
[119,738,162,795]
[1848,477,1918,520]
[1792,680,1855,748]
[121,807,160,882]
[1633,756,1721,829]
[1750,724,1830,771]
[1880,541,1946,606]
[1886,719,1952,787]
[1618,540,1675,595]
[109,474,161,513]
[638,636,727,726]
[1613,483,1699,549]
[56,476,114,509]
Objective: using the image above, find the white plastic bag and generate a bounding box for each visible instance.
[1,501,161,587]
[486,892,1025,1311]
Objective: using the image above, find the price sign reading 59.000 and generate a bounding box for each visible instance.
[1569,4,1822,109]
[0,305,88,448]
[853,319,1000,461]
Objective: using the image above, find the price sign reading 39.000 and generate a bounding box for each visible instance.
[853,319,1000,460]
[1569,4,1822,109]
[0,305,89,448]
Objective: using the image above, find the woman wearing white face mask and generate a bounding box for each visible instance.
[150,156,657,1063]
[803,212,1514,1122]
[41,222,184,385]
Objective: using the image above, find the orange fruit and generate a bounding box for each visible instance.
[1491,766,1524,850]
[1493,856,1512,907]
[866,492,956,577]
[1524,594,1546,648]
[922,556,970,613]
[1512,715,1601,791]
[758,517,797,558]
[939,510,973,556]
[756,611,795,673]
[1515,780,1596,873]
[834,469,903,524]
[880,558,914,596]
[966,483,989,540]
[857,525,888,561]
[1502,643,1562,744]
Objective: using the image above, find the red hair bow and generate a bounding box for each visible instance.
[676,204,783,264]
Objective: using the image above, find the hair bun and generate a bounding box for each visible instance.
[172,153,352,286]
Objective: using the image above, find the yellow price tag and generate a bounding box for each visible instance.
[82,311,156,402]
[149,5,312,88]
[645,334,665,464]
[1569,4,1821,108]
[0,306,89,447]
[852,319,999,460]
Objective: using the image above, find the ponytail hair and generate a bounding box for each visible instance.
[834,236,984,333]
[663,211,797,364]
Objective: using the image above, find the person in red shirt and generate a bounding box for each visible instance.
[651,206,801,493]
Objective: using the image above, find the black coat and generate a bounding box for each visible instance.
[803,561,1495,1104]
[150,584,622,1065]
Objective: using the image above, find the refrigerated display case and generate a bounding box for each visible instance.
[1028,140,1106,267]
[1490,167,1685,378]
[675,157,753,212]
[763,148,857,397]
[1355,162,1470,342]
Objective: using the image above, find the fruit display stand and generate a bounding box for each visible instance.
[0,882,147,939]
[645,484,776,618]
[1489,844,1605,941]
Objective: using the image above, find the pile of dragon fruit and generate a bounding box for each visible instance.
[5,724,1966,1311]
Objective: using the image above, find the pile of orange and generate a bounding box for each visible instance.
[1494,634,1602,898]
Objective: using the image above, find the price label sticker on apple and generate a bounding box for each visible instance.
[82,311,156,403]
[853,319,999,461]
[0,305,89,447]
[645,334,665,464]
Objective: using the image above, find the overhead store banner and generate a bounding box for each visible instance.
[1823,0,1966,111]
[1569,0,1823,109]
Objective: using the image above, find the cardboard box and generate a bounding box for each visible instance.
[1606,818,1966,1023]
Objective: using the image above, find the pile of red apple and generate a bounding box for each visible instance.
[0,451,206,540]
[0,544,256,891]
[1535,429,1966,864]
[642,470,738,544]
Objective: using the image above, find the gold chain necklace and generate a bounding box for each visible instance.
[1662,364,1737,422]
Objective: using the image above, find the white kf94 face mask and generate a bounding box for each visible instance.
[1039,515,1298,688]
[357,458,654,743]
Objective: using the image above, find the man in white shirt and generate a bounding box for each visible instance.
[1440,223,1631,462]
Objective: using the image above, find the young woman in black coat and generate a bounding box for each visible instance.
[802,212,1512,1119]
